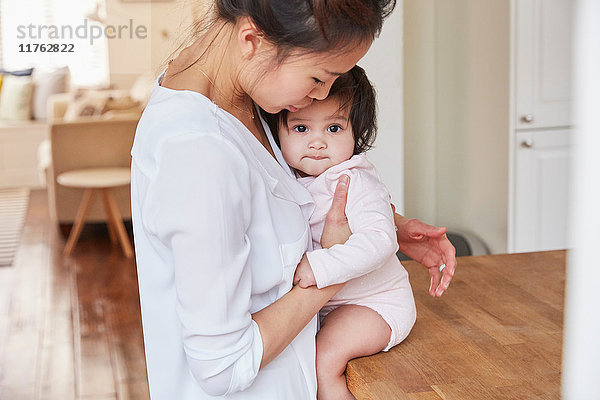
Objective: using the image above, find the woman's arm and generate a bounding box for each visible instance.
[252,175,351,368]
[253,265,343,368]
[150,135,261,396]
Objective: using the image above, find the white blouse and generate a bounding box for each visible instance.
[130,72,319,399]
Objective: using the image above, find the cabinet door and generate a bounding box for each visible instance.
[514,0,573,129]
[513,129,570,252]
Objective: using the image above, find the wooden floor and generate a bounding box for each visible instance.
[0,190,149,400]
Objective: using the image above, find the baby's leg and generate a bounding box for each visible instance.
[316,305,391,400]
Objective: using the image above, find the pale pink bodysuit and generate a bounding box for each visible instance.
[302,154,416,351]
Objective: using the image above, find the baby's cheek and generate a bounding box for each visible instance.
[280,140,299,165]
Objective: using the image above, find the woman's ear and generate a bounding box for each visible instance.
[236,16,264,59]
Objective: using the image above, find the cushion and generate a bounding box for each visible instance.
[32,66,69,120]
[0,75,34,120]
[0,67,34,77]
[63,90,108,121]
[102,95,140,114]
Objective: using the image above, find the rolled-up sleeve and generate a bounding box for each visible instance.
[306,170,399,288]
[145,132,263,396]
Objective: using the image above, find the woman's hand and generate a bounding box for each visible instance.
[321,175,352,249]
[393,208,457,297]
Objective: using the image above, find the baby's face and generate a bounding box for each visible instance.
[278,97,355,177]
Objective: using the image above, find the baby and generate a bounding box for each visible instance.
[267,66,417,400]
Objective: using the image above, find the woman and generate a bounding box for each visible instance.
[130,1,456,399]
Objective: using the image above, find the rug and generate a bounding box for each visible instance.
[0,188,30,267]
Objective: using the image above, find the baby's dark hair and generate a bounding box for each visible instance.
[265,65,377,155]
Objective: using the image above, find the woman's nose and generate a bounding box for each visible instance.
[308,81,334,101]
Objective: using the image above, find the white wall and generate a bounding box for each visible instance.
[361,2,405,209]
[104,0,193,89]
[403,0,436,223]
[404,0,510,253]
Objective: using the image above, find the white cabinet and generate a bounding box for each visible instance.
[512,129,571,252]
[514,0,573,130]
[510,0,573,252]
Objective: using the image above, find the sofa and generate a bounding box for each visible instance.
[44,118,138,226]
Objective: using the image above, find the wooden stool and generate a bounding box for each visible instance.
[57,167,133,258]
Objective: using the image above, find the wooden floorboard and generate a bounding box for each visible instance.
[0,189,149,400]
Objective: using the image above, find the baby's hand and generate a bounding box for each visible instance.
[293,255,317,288]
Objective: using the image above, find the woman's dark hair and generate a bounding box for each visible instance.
[265,64,377,155]
[216,0,396,57]
[162,0,396,74]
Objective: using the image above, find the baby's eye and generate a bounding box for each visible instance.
[327,124,342,133]
[294,125,308,133]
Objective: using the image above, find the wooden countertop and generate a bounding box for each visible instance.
[346,250,566,400]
